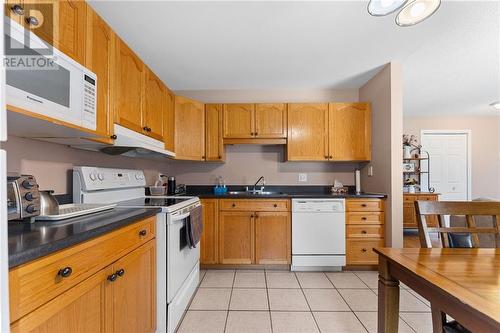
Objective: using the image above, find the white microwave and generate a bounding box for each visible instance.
[4,17,97,130]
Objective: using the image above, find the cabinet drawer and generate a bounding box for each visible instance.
[346,199,383,212]
[417,195,438,201]
[346,239,385,265]
[9,216,156,322]
[347,225,384,238]
[346,212,384,225]
[220,199,290,212]
[404,195,416,202]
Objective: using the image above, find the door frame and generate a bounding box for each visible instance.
[420,129,472,201]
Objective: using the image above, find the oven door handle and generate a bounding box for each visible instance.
[172,212,191,223]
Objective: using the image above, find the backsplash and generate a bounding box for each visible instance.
[3,136,171,194]
[169,145,360,186]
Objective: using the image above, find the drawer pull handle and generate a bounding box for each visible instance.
[273,204,278,208]
[361,217,367,221]
[139,229,147,237]
[250,214,254,218]
[116,269,125,277]
[361,204,367,207]
[361,230,367,234]
[232,203,236,207]
[107,273,118,282]
[361,248,367,252]
[58,267,73,278]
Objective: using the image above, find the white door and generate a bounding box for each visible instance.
[421,131,470,201]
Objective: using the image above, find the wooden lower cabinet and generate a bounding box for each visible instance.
[219,211,255,264]
[200,199,219,264]
[9,219,156,333]
[403,193,439,228]
[255,212,291,264]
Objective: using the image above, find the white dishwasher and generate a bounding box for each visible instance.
[291,199,345,271]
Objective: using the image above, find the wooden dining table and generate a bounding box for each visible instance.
[374,248,500,333]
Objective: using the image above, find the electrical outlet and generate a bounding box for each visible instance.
[298,173,307,182]
[368,165,374,177]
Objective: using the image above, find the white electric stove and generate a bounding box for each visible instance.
[73,166,200,333]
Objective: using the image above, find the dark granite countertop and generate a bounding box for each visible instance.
[185,185,387,199]
[8,207,160,268]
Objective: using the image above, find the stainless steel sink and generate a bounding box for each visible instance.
[226,191,286,196]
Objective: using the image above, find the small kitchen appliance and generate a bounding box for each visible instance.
[7,175,40,222]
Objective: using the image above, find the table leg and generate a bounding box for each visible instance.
[431,306,445,332]
[378,257,400,333]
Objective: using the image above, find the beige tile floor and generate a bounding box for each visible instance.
[177,270,433,333]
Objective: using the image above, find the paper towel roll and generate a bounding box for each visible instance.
[355,169,361,194]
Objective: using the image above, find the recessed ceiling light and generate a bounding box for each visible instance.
[490,101,500,110]
[367,0,409,16]
[396,0,441,27]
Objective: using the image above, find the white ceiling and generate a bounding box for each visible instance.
[89,1,500,116]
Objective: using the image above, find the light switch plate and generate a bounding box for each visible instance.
[368,165,374,177]
[298,173,307,182]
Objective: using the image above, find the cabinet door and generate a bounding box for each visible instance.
[163,89,175,152]
[255,212,291,264]
[23,0,86,64]
[287,103,329,161]
[205,104,224,161]
[174,96,205,160]
[219,211,255,264]
[143,68,164,141]
[112,240,156,333]
[329,103,371,161]
[114,38,145,133]
[223,104,254,138]
[10,268,110,333]
[86,8,113,141]
[255,103,287,138]
[200,199,219,264]
[403,202,416,228]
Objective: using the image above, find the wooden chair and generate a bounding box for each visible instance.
[414,200,500,333]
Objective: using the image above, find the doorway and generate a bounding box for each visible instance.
[420,130,471,201]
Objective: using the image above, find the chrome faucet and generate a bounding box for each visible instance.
[252,176,266,193]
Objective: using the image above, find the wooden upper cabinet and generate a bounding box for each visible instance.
[163,88,175,152]
[219,211,255,264]
[114,37,145,133]
[85,7,113,141]
[21,0,86,64]
[287,103,329,161]
[143,68,164,141]
[174,96,205,161]
[205,104,224,161]
[112,241,156,333]
[329,103,371,161]
[223,104,254,138]
[200,199,219,265]
[255,103,287,138]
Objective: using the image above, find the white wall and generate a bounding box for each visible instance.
[404,115,500,200]
[359,63,404,248]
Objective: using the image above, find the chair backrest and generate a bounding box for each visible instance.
[414,201,500,248]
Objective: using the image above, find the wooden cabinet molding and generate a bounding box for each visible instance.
[255,103,287,138]
[223,104,254,138]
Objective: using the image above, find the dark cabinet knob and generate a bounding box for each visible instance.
[329,155,333,159]
[218,155,222,159]
[10,4,24,15]
[148,127,152,132]
[143,126,148,131]
[110,134,117,140]
[202,156,206,159]
[324,156,328,159]
[25,16,39,26]
[273,204,278,207]
[255,132,258,136]
[250,214,254,218]
[361,248,367,252]
[232,203,236,207]
[361,230,367,234]
[254,214,258,218]
[116,269,125,277]
[361,204,367,207]
[361,217,367,220]
[107,273,117,282]
[58,267,73,278]
[139,229,147,237]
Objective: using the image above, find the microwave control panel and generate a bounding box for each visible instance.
[82,74,97,127]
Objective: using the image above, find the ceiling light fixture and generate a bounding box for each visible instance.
[490,101,500,110]
[395,0,441,27]
[367,0,408,16]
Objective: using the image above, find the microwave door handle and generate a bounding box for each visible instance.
[172,212,191,222]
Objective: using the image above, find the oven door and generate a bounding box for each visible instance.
[4,18,96,130]
[167,210,200,303]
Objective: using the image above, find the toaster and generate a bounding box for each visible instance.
[7,175,41,222]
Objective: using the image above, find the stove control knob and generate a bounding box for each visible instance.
[22,179,35,189]
[97,173,104,181]
[26,204,38,214]
[135,174,141,180]
[25,192,37,201]
[89,173,96,181]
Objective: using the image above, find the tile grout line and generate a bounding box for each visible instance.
[296,272,322,333]
[223,270,236,333]
[264,271,274,333]
[332,274,370,333]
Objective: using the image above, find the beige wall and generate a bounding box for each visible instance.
[359,63,404,248]
[170,145,360,186]
[404,116,500,199]
[3,136,170,194]
[173,89,359,103]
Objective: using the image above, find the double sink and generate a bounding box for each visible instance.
[226,190,288,196]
